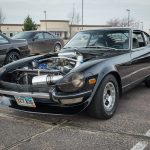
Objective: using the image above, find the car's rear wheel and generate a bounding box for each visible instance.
[5,51,20,64]
[87,75,119,119]
[54,44,61,52]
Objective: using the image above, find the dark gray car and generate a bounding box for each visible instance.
[0,33,30,65]
[12,31,64,54]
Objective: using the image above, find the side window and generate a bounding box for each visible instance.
[44,33,54,39]
[132,32,145,49]
[34,33,44,40]
[143,33,150,45]
[0,35,8,44]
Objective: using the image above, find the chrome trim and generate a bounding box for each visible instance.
[0,89,50,99]
[52,90,92,99]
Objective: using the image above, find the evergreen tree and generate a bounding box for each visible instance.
[23,15,37,31]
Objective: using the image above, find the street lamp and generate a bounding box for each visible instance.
[141,22,143,30]
[126,9,130,27]
[82,0,84,30]
[44,10,47,31]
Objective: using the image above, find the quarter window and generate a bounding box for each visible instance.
[143,33,150,45]
[132,32,145,49]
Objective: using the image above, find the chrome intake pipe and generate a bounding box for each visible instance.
[32,75,63,85]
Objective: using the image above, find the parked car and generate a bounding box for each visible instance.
[0,28,150,119]
[0,32,30,65]
[12,31,64,54]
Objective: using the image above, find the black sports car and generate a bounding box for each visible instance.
[0,28,150,119]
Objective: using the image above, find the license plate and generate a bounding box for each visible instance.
[15,96,36,108]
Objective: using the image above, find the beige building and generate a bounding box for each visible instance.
[0,20,110,39]
[40,20,70,39]
[0,24,40,37]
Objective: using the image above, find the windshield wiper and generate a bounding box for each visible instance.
[83,46,118,51]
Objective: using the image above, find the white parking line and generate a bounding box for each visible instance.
[130,129,150,150]
[130,141,148,150]
[145,129,150,137]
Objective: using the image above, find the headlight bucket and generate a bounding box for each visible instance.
[57,72,85,93]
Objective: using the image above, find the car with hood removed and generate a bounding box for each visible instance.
[0,28,150,119]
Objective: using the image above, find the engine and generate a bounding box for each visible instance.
[15,52,84,86]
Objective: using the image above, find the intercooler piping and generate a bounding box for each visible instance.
[32,75,63,85]
[32,53,83,85]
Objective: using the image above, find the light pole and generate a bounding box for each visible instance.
[141,22,143,30]
[44,10,47,31]
[82,0,84,30]
[126,9,130,27]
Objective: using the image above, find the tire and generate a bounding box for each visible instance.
[145,76,150,88]
[5,51,20,64]
[54,44,61,52]
[87,74,119,119]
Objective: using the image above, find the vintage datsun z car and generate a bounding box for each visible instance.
[0,28,150,119]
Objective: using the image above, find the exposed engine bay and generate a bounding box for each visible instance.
[0,52,84,93]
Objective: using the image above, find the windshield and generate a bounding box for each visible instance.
[12,32,33,39]
[65,30,130,50]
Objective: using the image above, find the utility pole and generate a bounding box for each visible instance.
[126,9,130,27]
[82,0,84,30]
[44,10,47,31]
[141,22,143,30]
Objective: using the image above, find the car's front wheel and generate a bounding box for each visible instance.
[5,51,20,64]
[87,75,119,119]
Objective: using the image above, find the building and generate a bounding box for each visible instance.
[40,20,70,39]
[0,24,40,37]
[0,20,110,38]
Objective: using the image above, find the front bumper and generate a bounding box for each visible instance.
[0,88,92,114]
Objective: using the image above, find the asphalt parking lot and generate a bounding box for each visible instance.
[0,84,150,150]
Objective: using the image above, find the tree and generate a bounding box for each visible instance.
[68,4,81,25]
[107,17,139,28]
[0,8,5,32]
[22,15,37,31]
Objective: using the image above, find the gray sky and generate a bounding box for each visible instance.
[0,0,150,31]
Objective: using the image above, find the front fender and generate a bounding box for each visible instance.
[82,62,121,106]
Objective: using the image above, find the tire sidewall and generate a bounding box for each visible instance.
[5,51,20,64]
[94,75,119,119]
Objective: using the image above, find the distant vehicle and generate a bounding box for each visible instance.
[0,32,30,65]
[12,31,64,54]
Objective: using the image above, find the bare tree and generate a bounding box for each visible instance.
[68,4,81,25]
[107,18,120,27]
[107,17,139,28]
[0,8,5,32]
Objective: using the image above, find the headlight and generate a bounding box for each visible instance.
[57,72,85,93]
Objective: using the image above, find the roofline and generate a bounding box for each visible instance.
[79,27,141,31]
[70,24,111,27]
[40,20,69,23]
[0,24,40,26]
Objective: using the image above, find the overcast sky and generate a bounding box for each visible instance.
[0,0,150,31]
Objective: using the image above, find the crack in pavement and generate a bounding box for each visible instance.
[2,120,68,150]
[61,125,150,142]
